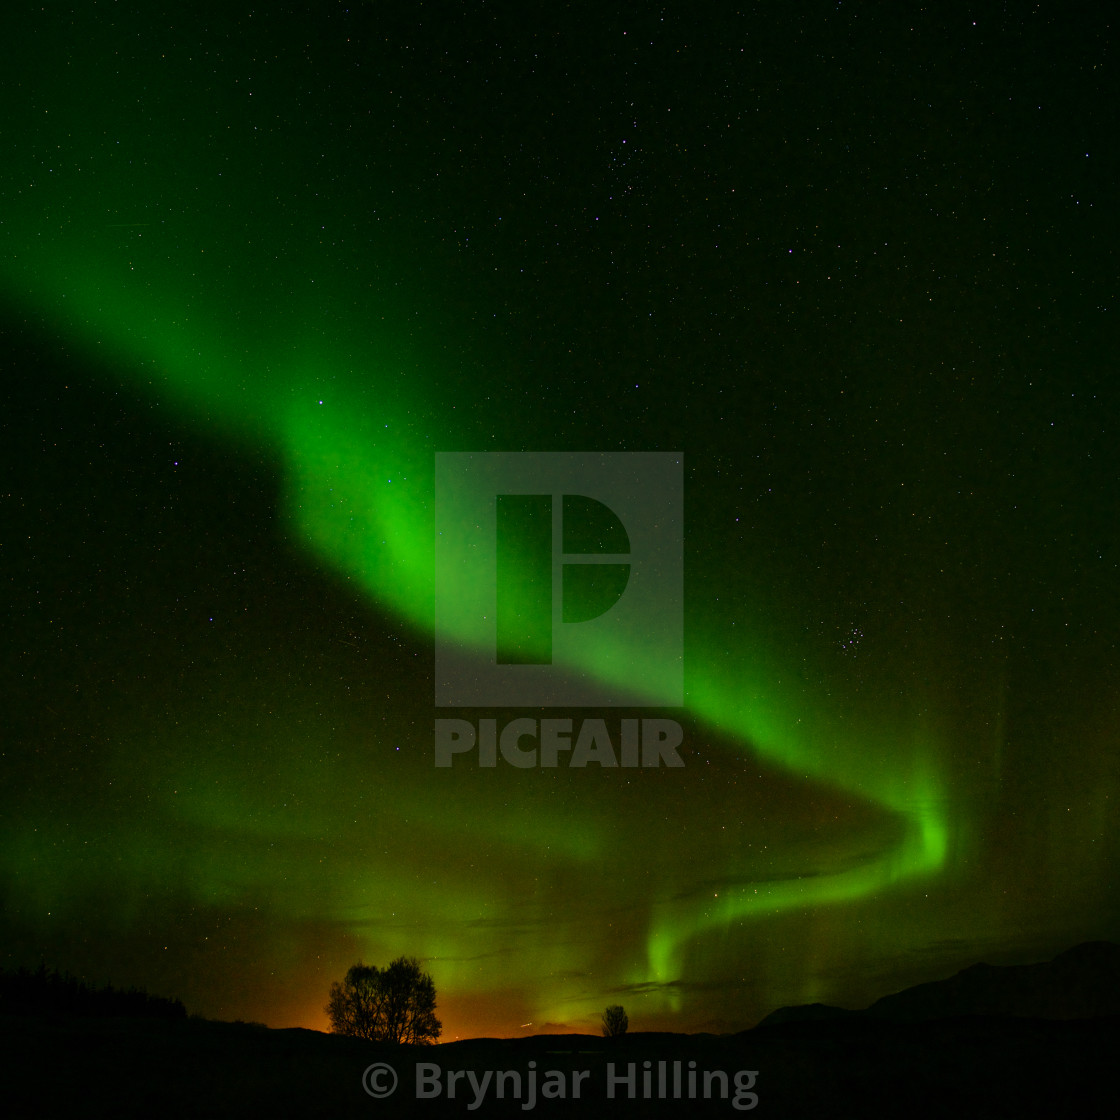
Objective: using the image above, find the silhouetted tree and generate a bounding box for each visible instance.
[327,957,441,1044]
[601,1004,628,1037]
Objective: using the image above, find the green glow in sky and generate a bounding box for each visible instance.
[2,227,950,1013]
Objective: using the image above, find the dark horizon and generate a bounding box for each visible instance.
[7,936,1120,1041]
[5,943,1119,1117]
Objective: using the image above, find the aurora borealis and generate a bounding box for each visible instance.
[2,2,1118,1041]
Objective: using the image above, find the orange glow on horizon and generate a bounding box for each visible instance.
[271,994,591,1042]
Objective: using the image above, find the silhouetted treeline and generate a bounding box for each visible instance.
[0,963,186,1020]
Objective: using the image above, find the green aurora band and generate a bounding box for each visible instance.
[1,240,948,1009]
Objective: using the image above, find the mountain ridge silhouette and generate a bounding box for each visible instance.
[757,940,1120,1027]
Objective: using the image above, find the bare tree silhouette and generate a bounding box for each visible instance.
[327,957,441,1045]
[601,1004,628,1037]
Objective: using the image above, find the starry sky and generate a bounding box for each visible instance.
[2,2,1118,1039]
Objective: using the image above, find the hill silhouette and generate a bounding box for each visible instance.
[757,940,1120,1027]
[3,945,1117,1117]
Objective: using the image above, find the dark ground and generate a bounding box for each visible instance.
[3,1012,1115,1118]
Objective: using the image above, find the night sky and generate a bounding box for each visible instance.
[2,2,1118,1040]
